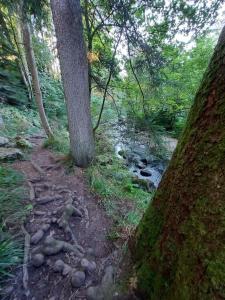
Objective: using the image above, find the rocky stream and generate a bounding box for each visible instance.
[109,124,177,191]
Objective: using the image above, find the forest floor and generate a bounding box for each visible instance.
[2,134,137,300]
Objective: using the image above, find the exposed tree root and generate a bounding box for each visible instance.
[57,203,82,243]
[30,160,45,176]
[21,225,31,298]
[35,195,63,205]
[27,181,35,201]
[32,236,84,258]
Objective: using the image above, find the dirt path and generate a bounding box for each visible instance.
[3,136,128,300]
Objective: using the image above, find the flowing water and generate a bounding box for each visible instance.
[108,123,178,190]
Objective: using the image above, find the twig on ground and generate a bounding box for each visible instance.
[21,225,31,298]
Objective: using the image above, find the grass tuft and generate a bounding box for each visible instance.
[0,166,29,283]
[86,132,153,241]
[0,232,23,278]
[0,167,24,188]
[43,131,70,154]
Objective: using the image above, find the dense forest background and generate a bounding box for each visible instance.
[0,1,222,140]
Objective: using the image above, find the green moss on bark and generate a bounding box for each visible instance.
[132,26,225,299]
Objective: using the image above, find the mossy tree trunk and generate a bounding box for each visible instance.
[132,26,225,300]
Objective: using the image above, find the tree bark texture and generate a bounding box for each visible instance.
[22,21,53,138]
[50,0,95,167]
[132,26,225,300]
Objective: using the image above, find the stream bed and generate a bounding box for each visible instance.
[108,123,178,191]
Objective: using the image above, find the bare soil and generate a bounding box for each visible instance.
[2,135,134,300]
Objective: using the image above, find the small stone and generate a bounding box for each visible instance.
[73,200,79,207]
[32,253,45,267]
[42,236,64,255]
[31,229,44,245]
[81,258,96,274]
[71,271,86,288]
[102,266,114,288]
[86,286,103,300]
[62,264,72,276]
[41,224,50,232]
[87,248,95,256]
[46,259,51,266]
[51,217,57,223]
[53,259,64,272]
[118,149,126,159]
[64,204,82,218]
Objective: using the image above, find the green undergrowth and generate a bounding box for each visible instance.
[86,132,152,241]
[0,166,30,285]
[0,104,41,138]
[43,129,70,155]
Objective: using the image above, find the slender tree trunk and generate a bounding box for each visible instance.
[132,26,225,299]
[14,21,33,105]
[22,21,53,138]
[50,0,95,167]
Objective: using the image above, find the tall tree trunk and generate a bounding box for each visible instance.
[50,0,95,167]
[22,21,53,138]
[84,0,92,95]
[132,26,225,299]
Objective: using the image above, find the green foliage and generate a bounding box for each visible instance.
[86,132,152,239]
[0,104,41,138]
[91,93,119,126]
[0,166,29,282]
[0,166,28,225]
[0,167,24,188]
[43,130,70,154]
[15,137,33,149]
[39,72,66,120]
[0,63,28,106]
[123,34,216,137]
[0,232,22,279]
[32,36,54,73]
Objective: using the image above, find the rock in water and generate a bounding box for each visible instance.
[71,271,86,288]
[32,253,45,267]
[0,148,23,161]
[0,136,9,146]
[140,169,152,177]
